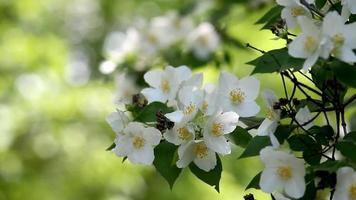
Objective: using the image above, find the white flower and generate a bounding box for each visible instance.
[273,193,291,200]
[201,83,219,116]
[295,105,313,130]
[257,90,281,147]
[322,11,356,63]
[277,0,314,28]
[259,146,306,198]
[113,73,139,105]
[187,22,220,60]
[288,16,328,70]
[163,121,195,145]
[165,85,204,123]
[113,122,161,165]
[106,110,129,134]
[141,65,192,103]
[176,140,217,172]
[103,28,141,64]
[333,167,356,200]
[217,72,260,117]
[203,111,239,155]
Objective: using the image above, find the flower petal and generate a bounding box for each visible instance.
[193,149,217,172]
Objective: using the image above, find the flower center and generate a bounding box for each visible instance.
[201,101,209,112]
[193,143,208,158]
[229,89,245,104]
[291,7,305,17]
[197,34,210,46]
[177,127,191,141]
[211,122,224,137]
[332,33,345,46]
[160,79,171,93]
[277,166,292,180]
[132,136,145,149]
[183,103,196,115]
[349,184,356,199]
[304,36,318,53]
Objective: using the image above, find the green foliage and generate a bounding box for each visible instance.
[239,117,264,128]
[330,60,356,88]
[245,172,261,190]
[336,133,356,163]
[274,125,295,144]
[288,134,322,165]
[134,102,173,123]
[312,160,347,172]
[230,126,252,148]
[255,5,283,30]
[247,48,304,74]
[189,155,222,192]
[239,136,271,159]
[154,141,182,189]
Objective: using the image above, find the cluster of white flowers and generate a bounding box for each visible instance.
[276,0,356,70]
[107,65,260,171]
[100,12,220,74]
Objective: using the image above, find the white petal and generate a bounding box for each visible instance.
[302,50,320,71]
[176,141,195,168]
[128,145,155,165]
[193,149,217,172]
[113,135,133,157]
[163,129,180,145]
[218,72,239,92]
[270,132,281,147]
[106,111,129,133]
[142,127,162,146]
[262,89,278,107]
[281,8,298,28]
[238,76,260,101]
[284,176,306,198]
[234,101,260,117]
[298,16,319,35]
[260,168,283,193]
[165,110,184,123]
[141,88,167,103]
[203,134,231,155]
[182,73,203,88]
[178,86,204,106]
[337,46,356,63]
[218,111,239,134]
[276,0,296,6]
[144,70,162,88]
[257,118,276,136]
[174,65,192,83]
[288,34,310,58]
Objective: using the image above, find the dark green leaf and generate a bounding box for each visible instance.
[239,117,264,128]
[288,134,316,151]
[336,141,356,162]
[153,141,182,189]
[106,142,115,151]
[189,154,222,192]
[296,99,325,112]
[230,126,252,148]
[245,172,261,190]
[312,160,347,172]
[247,48,304,74]
[303,146,322,165]
[134,102,173,123]
[274,125,295,145]
[256,6,283,24]
[343,131,356,143]
[239,136,271,159]
[298,181,317,200]
[308,125,334,146]
[315,0,327,9]
[330,60,356,88]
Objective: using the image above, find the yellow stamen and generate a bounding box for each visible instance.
[183,104,196,115]
[177,127,191,141]
[291,7,305,17]
[266,108,277,120]
[161,80,170,93]
[211,123,224,137]
[304,36,318,53]
[201,101,209,112]
[277,166,292,180]
[229,89,245,104]
[193,143,208,158]
[332,33,345,47]
[349,184,356,199]
[132,136,145,149]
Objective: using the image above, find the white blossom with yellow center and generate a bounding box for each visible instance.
[259,146,306,198]
[217,72,260,117]
[277,0,314,28]
[165,85,204,123]
[176,140,217,172]
[186,22,220,60]
[141,65,192,103]
[322,11,356,63]
[257,90,281,147]
[113,122,161,165]
[333,167,356,200]
[203,111,239,155]
[288,16,327,71]
[163,122,195,145]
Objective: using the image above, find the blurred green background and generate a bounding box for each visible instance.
[1,0,355,200]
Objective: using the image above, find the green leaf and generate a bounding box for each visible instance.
[315,0,327,9]
[106,142,115,151]
[312,160,347,172]
[229,126,252,148]
[247,48,304,74]
[255,6,283,30]
[298,181,317,200]
[134,102,173,123]
[245,172,261,190]
[308,126,334,146]
[336,141,356,162]
[189,154,222,192]
[288,134,316,151]
[274,125,295,145]
[239,117,264,128]
[153,141,182,189]
[343,131,356,142]
[330,60,356,88]
[296,99,325,112]
[239,136,271,159]
[303,146,322,165]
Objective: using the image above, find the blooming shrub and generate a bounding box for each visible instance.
[105,0,356,199]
